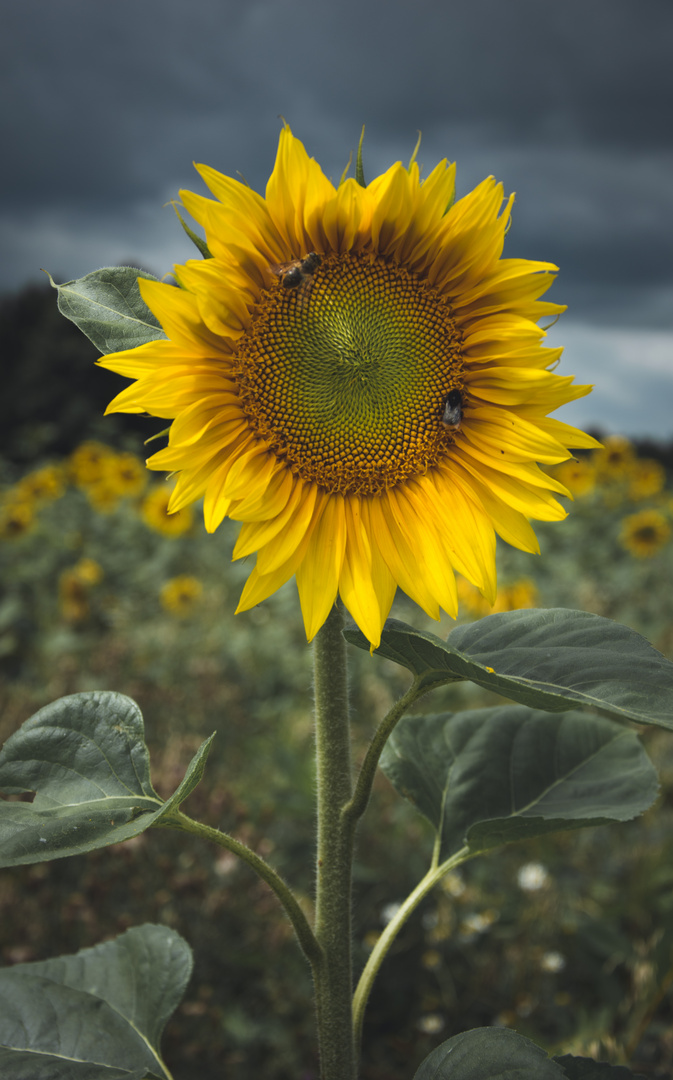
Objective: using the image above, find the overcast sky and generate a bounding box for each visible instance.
[2,0,672,437]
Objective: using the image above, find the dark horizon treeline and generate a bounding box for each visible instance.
[0,283,160,469]
[2,281,673,473]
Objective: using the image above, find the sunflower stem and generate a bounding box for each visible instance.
[165,811,321,968]
[313,603,356,1080]
[352,846,470,1053]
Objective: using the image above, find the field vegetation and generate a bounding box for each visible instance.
[1,285,673,1079]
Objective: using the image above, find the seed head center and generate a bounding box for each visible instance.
[233,251,464,495]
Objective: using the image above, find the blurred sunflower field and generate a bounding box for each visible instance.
[2,422,673,1079]
[1,280,673,1080]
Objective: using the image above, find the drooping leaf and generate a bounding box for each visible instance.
[169,200,212,259]
[344,609,673,730]
[554,1055,647,1079]
[0,1047,148,1080]
[151,732,216,825]
[0,924,191,1079]
[413,1027,566,1079]
[0,691,214,865]
[380,706,658,862]
[355,125,366,187]
[48,267,166,354]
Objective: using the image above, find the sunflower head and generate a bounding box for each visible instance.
[160,575,204,617]
[0,498,34,541]
[16,465,66,504]
[99,127,599,647]
[552,457,597,499]
[141,486,194,537]
[628,458,666,502]
[619,509,671,558]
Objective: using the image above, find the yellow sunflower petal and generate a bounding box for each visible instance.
[421,470,498,600]
[235,514,319,613]
[296,494,347,641]
[369,496,441,620]
[192,165,287,263]
[338,497,390,649]
[390,485,459,617]
[266,125,336,254]
[236,481,318,570]
[531,416,602,451]
[460,405,571,464]
[229,466,294,522]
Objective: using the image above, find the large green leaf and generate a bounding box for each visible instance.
[0,924,191,1079]
[344,609,673,730]
[413,1027,566,1079]
[48,267,166,354]
[0,691,214,866]
[554,1056,647,1079]
[380,707,658,862]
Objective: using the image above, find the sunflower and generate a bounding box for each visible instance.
[58,558,104,622]
[69,440,116,487]
[492,577,539,613]
[141,485,194,537]
[456,574,538,618]
[16,464,66,504]
[160,575,204,617]
[0,496,34,540]
[619,509,671,558]
[105,451,148,498]
[100,127,598,647]
[628,458,666,502]
[552,457,596,498]
[594,435,634,482]
[72,557,104,585]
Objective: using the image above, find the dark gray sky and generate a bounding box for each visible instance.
[3,0,672,436]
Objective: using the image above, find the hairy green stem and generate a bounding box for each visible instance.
[352,846,470,1051]
[313,603,356,1080]
[167,810,321,968]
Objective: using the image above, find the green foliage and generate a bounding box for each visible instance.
[413,1027,565,1078]
[345,610,673,729]
[380,708,658,862]
[1,438,673,1077]
[49,268,166,355]
[0,924,191,1079]
[554,1057,647,1079]
[0,691,214,865]
[413,1029,647,1079]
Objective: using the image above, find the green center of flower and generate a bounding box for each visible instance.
[234,252,464,496]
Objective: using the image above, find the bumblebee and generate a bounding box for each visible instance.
[441,390,463,430]
[271,251,322,288]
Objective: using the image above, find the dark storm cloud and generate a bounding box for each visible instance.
[4,0,671,202]
[2,0,672,330]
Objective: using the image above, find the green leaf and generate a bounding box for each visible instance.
[380,706,658,862]
[0,923,191,1079]
[48,267,166,354]
[355,125,366,187]
[554,1056,647,1079]
[344,609,673,730]
[0,691,214,865]
[413,1027,566,1079]
[169,200,212,259]
[151,732,216,825]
